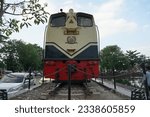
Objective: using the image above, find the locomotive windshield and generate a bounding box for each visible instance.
[77,13,93,27]
[50,13,66,27]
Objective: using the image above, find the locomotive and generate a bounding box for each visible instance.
[43,9,100,82]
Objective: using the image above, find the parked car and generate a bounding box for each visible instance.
[0,72,35,98]
[4,70,13,74]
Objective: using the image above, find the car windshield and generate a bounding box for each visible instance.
[0,74,24,83]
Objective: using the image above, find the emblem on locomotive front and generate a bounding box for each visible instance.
[66,36,77,44]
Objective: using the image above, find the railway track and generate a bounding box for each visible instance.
[49,83,93,100]
[10,80,129,100]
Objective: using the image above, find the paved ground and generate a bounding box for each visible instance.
[95,79,131,97]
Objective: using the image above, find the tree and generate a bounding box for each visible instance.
[126,50,140,68]
[0,0,49,38]
[146,57,150,65]
[1,39,42,71]
[100,45,129,74]
[0,0,49,71]
[1,39,22,71]
[17,43,42,71]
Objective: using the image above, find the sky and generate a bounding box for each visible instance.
[9,0,150,56]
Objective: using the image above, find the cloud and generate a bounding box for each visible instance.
[93,0,138,38]
[63,0,74,5]
[98,19,137,38]
[57,0,82,12]
[41,0,138,38]
[142,24,150,32]
[100,0,123,13]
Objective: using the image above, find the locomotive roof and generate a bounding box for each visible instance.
[50,9,93,17]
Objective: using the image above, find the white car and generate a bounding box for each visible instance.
[0,73,35,98]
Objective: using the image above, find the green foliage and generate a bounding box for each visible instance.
[146,58,150,65]
[0,0,49,37]
[0,39,42,71]
[100,45,150,74]
[0,0,48,71]
[1,40,22,71]
[125,50,140,68]
[17,43,42,71]
[100,45,129,73]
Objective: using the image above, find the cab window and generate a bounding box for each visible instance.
[50,13,66,27]
[77,13,93,27]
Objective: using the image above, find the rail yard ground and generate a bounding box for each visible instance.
[10,80,130,100]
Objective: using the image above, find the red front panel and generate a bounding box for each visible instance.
[43,60,100,81]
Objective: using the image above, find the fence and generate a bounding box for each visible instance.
[97,72,149,100]
[100,72,143,89]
